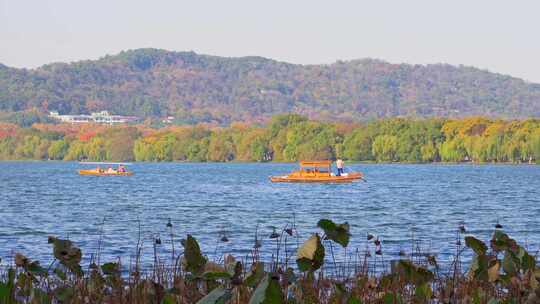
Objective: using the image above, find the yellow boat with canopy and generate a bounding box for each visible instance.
[269,160,363,183]
[78,162,134,176]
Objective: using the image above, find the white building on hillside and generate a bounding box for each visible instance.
[49,111,139,124]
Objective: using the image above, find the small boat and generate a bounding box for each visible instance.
[269,160,363,183]
[78,162,134,176]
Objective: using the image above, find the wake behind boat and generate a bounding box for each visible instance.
[269,160,363,183]
[78,162,134,176]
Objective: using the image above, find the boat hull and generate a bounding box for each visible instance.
[269,172,362,183]
[78,170,134,176]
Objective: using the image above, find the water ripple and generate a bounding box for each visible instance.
[0,162,539,267]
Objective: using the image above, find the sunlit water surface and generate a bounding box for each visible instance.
[0,162,539,269]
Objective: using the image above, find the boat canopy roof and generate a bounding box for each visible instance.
[299,160,332,167]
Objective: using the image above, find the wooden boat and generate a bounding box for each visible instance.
[269,160,363,183]
[78,169,134,176]
[78,162,134,176]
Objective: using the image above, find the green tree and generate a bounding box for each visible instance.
[64,141,88,161]
[439,139,467,162]
[186,138,210,161]
[104,127,140,161]
[133,139,154,161]
[236,129,267,161]
[48,140,69,160]
[420,142,438,162]
[14,135,46,159]
[171,127,210,161]
[0,137,15,159]
[531,131,540,164]
[207,132,235,162]
[343,129,373,161]
[269,129,287,162]
[372,135,398,162]
[281,121,337,161]
[86,137,107,161]
[153,133,176,161]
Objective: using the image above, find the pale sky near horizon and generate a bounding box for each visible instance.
[1,0,540,82]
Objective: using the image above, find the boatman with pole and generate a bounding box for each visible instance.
[336,158,344,176]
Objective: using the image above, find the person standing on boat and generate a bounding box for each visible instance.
[336,158,344,176]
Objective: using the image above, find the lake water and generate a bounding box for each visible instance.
[0,162,539,270]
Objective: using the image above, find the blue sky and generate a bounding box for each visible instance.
[1,0,540,82]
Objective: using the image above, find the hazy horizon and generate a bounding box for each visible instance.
[2,0,540,82]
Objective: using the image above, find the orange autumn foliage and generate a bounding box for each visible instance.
[0,123,19,138]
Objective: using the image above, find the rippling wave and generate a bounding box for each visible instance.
[0,162,539,268]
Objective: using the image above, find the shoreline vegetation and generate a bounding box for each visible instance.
[1,219,539,303]
[1,114,540,165]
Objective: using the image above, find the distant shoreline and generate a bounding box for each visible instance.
[1,115,539,164]
[0,159,537,165]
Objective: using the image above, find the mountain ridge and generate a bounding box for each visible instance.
[1,48,539,124]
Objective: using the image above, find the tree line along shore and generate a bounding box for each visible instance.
[0,114,539,164]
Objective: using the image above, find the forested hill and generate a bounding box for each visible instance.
[1,48,540,124]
